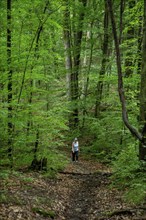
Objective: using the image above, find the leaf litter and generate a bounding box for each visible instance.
[0,157,146,220]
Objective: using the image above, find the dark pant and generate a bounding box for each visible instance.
[72,151,78,161]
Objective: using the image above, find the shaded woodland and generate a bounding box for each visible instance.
[1,0,146,210]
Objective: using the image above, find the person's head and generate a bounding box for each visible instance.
[74,138,77,142]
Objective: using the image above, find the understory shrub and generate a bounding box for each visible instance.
[111,143,146,204]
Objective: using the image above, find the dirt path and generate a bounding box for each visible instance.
[0,158,145,220]
[60,164,108,219]
[54,159,133,220]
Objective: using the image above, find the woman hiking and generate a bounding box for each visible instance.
[72,138,79,162]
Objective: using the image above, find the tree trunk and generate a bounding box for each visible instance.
[63,0,75,128]
[72,0,87,127]
[63,4,73,100]
[119,0,125,44]
[7,0,13,167]
[27,3,48,135]
[63,0,87,128]
[30,130,47,171]
[95,0,109,118]
[107,0,142,142]
[17,2,50,104]
[124,1,135,78]
[137,17,143,75]
[139,0,146,160]
[82,25,94,127]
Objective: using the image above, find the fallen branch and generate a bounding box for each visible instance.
[133,217,146,220]
[59,171,112,176]
[59,171,92,175]
[109,208,135,217]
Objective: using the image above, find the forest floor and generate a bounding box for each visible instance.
[1,155,146,220]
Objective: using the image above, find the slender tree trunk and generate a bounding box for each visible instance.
[82,25,94,127]
[107,0,142,142]
[72,0,87,127]
[95,0,109,118]
[63,0,73,99]
[137,17,143,75]
[139,0,146,160]
[119,0,125,44]
[17,3,50,104]
[27,3,48,135]
[124,1,135,78]
[7,0,13,167]
[64,30,73,100]
[63,0,87,128]
[63,0,75,128]
[119,0,126,143]
[28,3,49,165]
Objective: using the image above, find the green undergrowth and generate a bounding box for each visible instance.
[0,149,68,176]
[111,143,146,205]
[81,143,112,163]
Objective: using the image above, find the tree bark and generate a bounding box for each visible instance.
[139,0,146,160]
[95,0,109,118]
[63,3,73,100]
[63,0,75,128]
[30,130,47,171]
[119,0,125,44]
[124,1,135,78]
[137,17,143,75]
[63,0,87,128]
[82,25,94,127]
[72,0,87,127]
[7,0,13,167]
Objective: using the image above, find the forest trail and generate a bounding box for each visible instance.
[0,156,145,220]
[55,159,135,220]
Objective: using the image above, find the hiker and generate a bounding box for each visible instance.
[72,138,79,162]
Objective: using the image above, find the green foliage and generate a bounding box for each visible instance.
[0,0,68,169]
[43,150,68,178]
[111,144,146,204]
[124,178,146,204]
[0,169,10,180]
[111,144,140,186]
[80,108,125,162]
[0,0,145,207]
